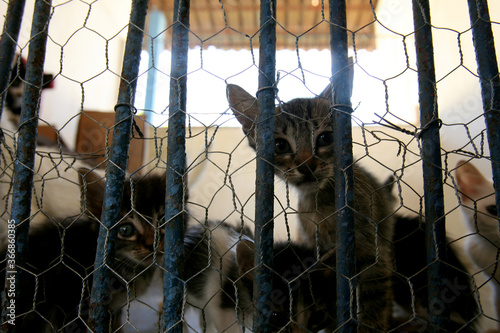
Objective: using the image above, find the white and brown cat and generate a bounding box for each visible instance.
[456,159,500,332]
[227,79,395,332]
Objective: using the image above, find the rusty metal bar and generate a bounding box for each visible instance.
[252,0,277,332]
[329,0,356,331]
[467,0,500,237]
[88,0,149,330]
[412,1,449,331]
[161,0,189,331]
[1,0,50,330]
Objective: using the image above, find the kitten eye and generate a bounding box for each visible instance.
[118,223,136,238]
[316,131,333,147]
[275,138,292,155]
[486,204,498,217]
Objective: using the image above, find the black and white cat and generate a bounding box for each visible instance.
[183,221,254,332]
[237,238,337,332]
[0,169,167,332]
[227,79,395,331]
[183,220,336,333]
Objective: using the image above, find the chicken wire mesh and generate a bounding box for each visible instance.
[0,0,499,332]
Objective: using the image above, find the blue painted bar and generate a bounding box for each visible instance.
[412,1,448,331]
[161,0,189,331]
[467,0,500,239]
[0,0,26,119]
[329,0,356,331]
[252,0,276,332]
[0,0,50,330]
[88,0,149,330]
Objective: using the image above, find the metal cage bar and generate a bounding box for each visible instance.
[329,0,356,331]
[253,0,277,331]
[467,0,500,231]
[412,0,449,331]
[88,0,149,330]
[0,0,26,119]
[0,1,51,331]
[161,0,189,331]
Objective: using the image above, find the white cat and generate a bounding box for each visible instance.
[456,160,500,332]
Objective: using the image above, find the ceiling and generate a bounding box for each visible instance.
[150,0,378,51]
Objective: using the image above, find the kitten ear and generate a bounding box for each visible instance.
[455,160,489,201]
[226,84,259,134]
[236,239,255,280]
[320,56,354,102]
[78,168,106,219]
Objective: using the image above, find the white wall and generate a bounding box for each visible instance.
[372,0,500,228]
[0,0,132,149]
[375,0,500,162]
[375,1,500,330]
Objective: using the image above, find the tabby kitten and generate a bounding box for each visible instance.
[0,170,166,331]
[227,80,395,331]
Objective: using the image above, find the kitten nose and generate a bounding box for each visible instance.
[297,161,316,175]
[296,152,316,175]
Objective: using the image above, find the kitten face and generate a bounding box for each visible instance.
[6,55,26,118]
[273,98,335,193]
[113,213,163,280]
[6,54,53,119]
[118,173,166,271]
[80,169,166,280]
[227,84,337,194]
